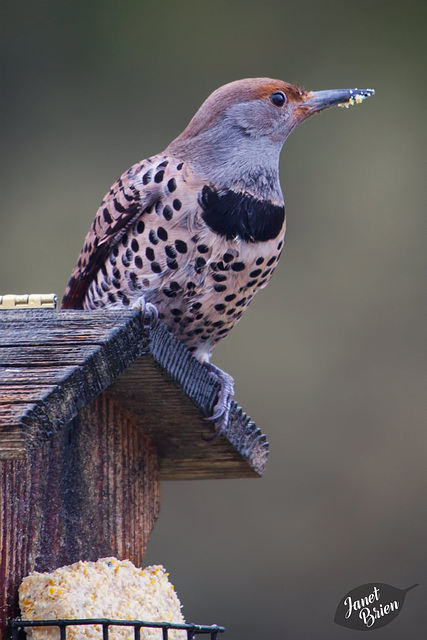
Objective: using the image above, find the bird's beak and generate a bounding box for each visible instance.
[296,87,375,121]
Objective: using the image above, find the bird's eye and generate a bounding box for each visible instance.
[269,91,287,107]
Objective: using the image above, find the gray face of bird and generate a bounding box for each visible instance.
[166,78,374,200]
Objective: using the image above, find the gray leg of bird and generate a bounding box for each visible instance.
[132,296,159,328]
[203,362,235,438]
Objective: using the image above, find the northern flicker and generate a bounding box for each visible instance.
[62,78,374,432]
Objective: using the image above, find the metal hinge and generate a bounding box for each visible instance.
[0,293,57,309]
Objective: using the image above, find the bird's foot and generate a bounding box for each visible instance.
[203,362,235,439]
[132,296,159,328]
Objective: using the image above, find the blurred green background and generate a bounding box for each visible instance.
[1,1,425,638]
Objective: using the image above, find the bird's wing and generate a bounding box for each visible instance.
[61,157,165,308]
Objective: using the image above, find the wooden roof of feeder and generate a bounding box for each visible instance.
[0,309,269,479]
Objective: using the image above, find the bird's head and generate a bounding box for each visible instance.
[167,78,374,199]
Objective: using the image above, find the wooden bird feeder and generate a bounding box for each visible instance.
[0,307,268,639]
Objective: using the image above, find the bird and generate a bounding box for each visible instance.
[62,78,374,433]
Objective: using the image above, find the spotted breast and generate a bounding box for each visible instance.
[63,154,285,363]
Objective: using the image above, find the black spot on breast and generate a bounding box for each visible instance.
[214,303,226,313]
[165,245,177,259]
[217,262,230,271]
[112,278,121,289]
[151,262,162,273]
[146,247,155,261]
[129,272,139,290]
[170,281,181,291]
[250,269,262,278]
[177,162,184,170]
[163,288,177,298]
[247,279,258,287]
[194,257,206,273]
[167,258,178,270]
[117,290,130,306]
[214,284,227,293]
[121,253,130,268]
[192,302,202,310]
[157,227,168,241]
[108,292,116,303]
[197,244,209,254]
[256,257,264,265]
[163,205,173,221]
[173,199,182,211]
[149,230,159,245]
[167,178,177,193]
[175,240,187,253]
[212,273,227,283]
[266,256,276,266]
[231,262,245,272]
[137,220,145,234]
[223,252,234,263]
[134,255,143,269]
[224,293,236,302]
[154,170,165,183]
[200,186,285,242]
[158,160,168,168]
[216,328,230,336]
[131,239,139,252]
[142,171,152,185]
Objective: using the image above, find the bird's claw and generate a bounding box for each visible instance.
[132,296,159,328]
[203,363,235,439]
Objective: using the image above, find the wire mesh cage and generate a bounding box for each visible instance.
[11,619,225,640]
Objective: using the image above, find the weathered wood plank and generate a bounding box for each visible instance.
[0,309,269,475]
[0,309,130,324]
[108,321,269,479]
[0,385,56,404]
[0,365,78,384]
[0,344,102,366]
[0,310,150,456]
[0,393,159,637]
